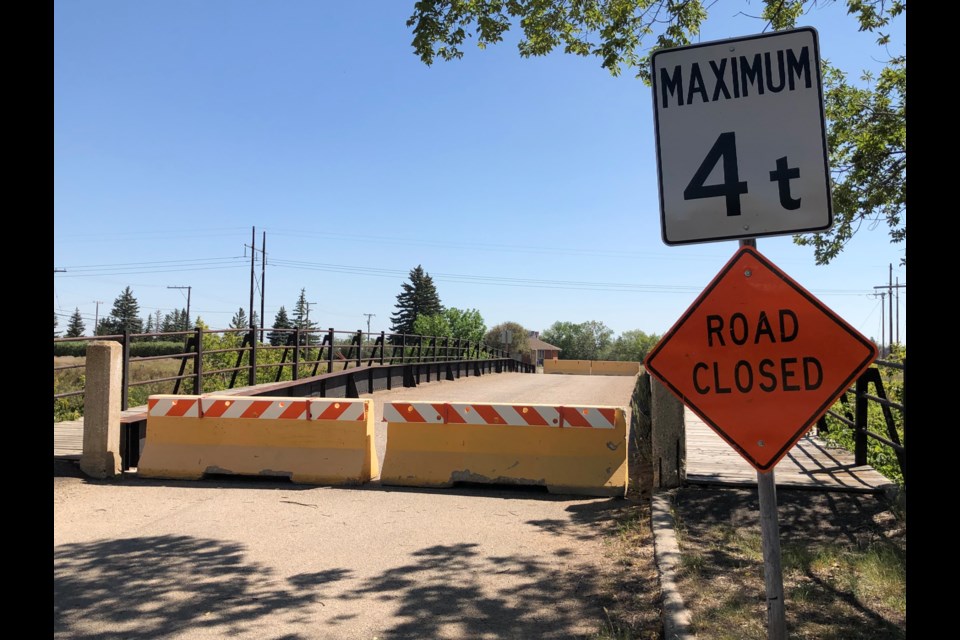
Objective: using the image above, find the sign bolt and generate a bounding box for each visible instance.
[758,440,765,447]
[745,269,753,277]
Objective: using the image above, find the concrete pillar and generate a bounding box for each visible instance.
[80,341,123,478]
[651,376,686,489]
[627,372,653,500]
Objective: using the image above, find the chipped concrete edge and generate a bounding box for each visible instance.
[651,491,695,640]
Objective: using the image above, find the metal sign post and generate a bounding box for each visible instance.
[758,465,786,639]
[741,236,786,640]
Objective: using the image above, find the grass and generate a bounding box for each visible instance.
[589,501,664,640]
[668,486,906,640]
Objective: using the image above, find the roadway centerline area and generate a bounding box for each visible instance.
[55,373,641,639]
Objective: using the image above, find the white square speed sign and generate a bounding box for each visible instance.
[651,28,832,245]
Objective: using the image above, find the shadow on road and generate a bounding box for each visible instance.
[338,542,609,639]
[54,534,353,639]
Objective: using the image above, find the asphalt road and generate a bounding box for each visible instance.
[54,373,638,640]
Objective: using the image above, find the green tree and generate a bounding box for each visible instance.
[65,308,86,338]
[608,329,660,362]
[406,0,906,265]
[54,312,60,338]
[795,56,905,265]
[413,307,486,343]
[230,307,248,329]
[99,286,143,335]
[390,265,443,338]
[446,307,486,343]
[413,312,451,338]
[268,306,294,346]
[484,321,530,359]
[541,320,613,360]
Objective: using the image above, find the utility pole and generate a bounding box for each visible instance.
[305,301,317,347]
[895,278,900,345]
[93,300,103,335]
[888,264,893,355]
[54,270,66,326]
[260,230,266,341]
[874,264,906,354]
[363,313,376,335]
[167,286,192,330]
[249,227,256,328]
[872,292,886,356]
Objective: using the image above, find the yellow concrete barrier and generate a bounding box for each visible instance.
[138,394,378,485]
[543,359,592,375]
[379,401,627,497]
[590,361,641,376]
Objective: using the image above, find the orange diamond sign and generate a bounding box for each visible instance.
[644,246,878,472]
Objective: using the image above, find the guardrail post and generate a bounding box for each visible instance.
[854,372,869,466]
[248,325,257,386]
[292,327,301,380]
[80,341,123,478]
[379,331,386,365]
[902,358,907,490]
[356,330,363,368]
[120,329,130,410]
[328,327,336,373]
[194,327,204,394]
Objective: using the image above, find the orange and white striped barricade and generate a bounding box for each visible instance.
[379,401,627,497]
[138,394,378,485]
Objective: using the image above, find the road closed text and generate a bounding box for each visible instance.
[692,309,823,394]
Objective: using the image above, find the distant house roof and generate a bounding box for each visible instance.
[528,336,561,351]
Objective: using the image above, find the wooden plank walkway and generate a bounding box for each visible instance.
[54,407,148,460]
[684,408,896,493]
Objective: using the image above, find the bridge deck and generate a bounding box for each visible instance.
[684,408,896,493]
[54,376,897,493]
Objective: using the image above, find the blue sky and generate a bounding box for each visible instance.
[54,1,906,346]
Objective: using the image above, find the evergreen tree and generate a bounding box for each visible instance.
[54,312,60,338]
[65,308,86,338]
[390,265,443,338]
[100,286,143,335]
[230,307,248,329]
[268,306,293,346]
[292,289,318,345]
[161,308,189,333]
